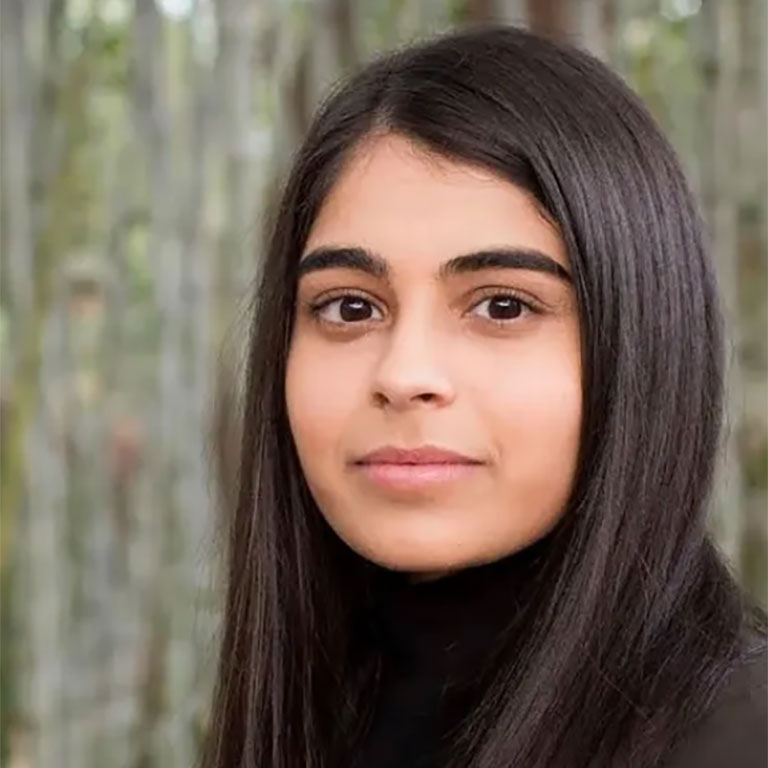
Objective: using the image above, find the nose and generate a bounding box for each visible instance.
[370,316,456,411]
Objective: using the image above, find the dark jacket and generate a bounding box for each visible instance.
[662,643,767,768]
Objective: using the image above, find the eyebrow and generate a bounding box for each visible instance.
[296,245,572,283]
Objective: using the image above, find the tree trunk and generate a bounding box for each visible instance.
[526,0,571,38]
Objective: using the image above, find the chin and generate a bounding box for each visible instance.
[363,552,470,576]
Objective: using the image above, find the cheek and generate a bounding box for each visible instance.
[475,334,582,505]
[491,349,581,436]
[285,337,366,459]
[285,336,377,526]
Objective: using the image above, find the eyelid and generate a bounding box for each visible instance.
[308,288,383,309]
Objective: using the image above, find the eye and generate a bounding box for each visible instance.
[309,293,384,325]
[469,292,537,323]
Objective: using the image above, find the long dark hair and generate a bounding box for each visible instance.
[200,23,767,768]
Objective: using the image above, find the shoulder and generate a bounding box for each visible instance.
[663,639,767,768]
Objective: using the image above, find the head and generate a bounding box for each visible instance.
[285,131,581,577]
[203,23,761,768]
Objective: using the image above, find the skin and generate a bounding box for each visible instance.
[285,133,582,579]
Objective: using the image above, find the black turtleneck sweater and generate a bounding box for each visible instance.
[350,552,768,768]
[352,553,526,768]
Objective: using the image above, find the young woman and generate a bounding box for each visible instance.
[200,23,767,768]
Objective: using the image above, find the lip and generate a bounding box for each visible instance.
[352,444,484,491]
[355,444,483,465]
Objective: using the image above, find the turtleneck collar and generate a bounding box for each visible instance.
[367,549,533,681]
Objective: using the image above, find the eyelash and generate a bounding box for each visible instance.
[305,288,542,329]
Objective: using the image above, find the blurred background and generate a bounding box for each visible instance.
[0,0,766,766]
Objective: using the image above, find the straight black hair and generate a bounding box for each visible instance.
[200,23,767,768]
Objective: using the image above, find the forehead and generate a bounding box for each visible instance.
[303,133,568,272]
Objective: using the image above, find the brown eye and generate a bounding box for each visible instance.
[470,293,534,322]
[311,294,384,325]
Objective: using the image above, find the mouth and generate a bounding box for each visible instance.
[351,444,485,491]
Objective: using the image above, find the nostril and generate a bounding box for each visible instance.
[371,388,448,407]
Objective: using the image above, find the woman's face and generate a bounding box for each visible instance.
[285,133,582,577]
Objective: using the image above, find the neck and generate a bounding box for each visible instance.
[407,569,451,583]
